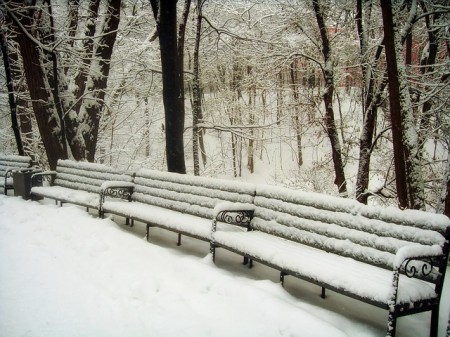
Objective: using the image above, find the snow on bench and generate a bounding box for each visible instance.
[30,160,133,214]
[101,168,256,245]
[211,184,450,337]
[0,154,33,195]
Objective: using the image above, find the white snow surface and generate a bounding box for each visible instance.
[1,195,449,337]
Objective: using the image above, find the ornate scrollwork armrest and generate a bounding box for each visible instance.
[216,209,254,225]
[212,202,255,232]
[401,257,435,278]
[394,245,443,279]
[100,182,134,202]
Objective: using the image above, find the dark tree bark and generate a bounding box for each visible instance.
[192,1,205,176]
[417,2,442,154]
[381,0,424,210]
[156,0,187,173]
[444,162,450,219]
[81,0,121,162]
[7,0,67,169]
[0,28,23,155]
[72,0,100,111]
[8,42,34,158]
[312,0,347,196]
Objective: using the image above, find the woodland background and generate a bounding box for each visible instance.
[0,0,448,213]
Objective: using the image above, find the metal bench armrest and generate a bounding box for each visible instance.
[31,171,56,187]
[99,182,134,218]
[212,202,255,232]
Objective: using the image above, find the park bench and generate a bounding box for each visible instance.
[100,168,256,245]
[0,154,33,195]
[211,184,450,337]
[30,159,134,215]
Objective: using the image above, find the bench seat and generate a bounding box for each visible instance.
[102,200,214,241]
[31,185,101,209]
[213,229,437,306]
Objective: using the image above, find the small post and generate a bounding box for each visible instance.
[280,272,286,286]
[146,224,150,241]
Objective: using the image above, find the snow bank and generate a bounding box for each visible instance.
[0,195,354,337]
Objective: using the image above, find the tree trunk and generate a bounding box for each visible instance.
[312,0,347,196]
[158,0,187,173]
[8,0,67,169]
[0,29,23,155]
[79,0,121,162]
[192,1,203,176]
[8,40,34,159]
[72,0,101,111]
[381,0,425,210]
[289,61,303,168]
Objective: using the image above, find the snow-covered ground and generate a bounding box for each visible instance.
[0,195,448,337]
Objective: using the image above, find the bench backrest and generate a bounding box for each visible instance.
[0,154,32,186]
[53,160,133,193]
[132,169,256,219]
[252,185,450,271]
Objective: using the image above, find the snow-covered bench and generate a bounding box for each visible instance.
[211,185,450,337]
[30,159,134,215]
[101,169,256,245]
[0,154,33,195]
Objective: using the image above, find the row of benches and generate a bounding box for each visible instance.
[2,156,449,337]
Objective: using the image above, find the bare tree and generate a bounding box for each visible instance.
[0,19,23,155]
[312,0,347,196]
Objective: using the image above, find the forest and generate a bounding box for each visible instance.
[0,0,448,213]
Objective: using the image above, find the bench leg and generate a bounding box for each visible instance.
[386,311,397,337]
[321,287,326,299]
[242,257,253,268]
[177,233,182,246]
[146,224,150,241]
[280,272,286,286]
[130,219,134,227]
[430,306,439,337]
[210,243,216,263]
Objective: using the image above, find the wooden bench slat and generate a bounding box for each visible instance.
[254,196,445,246]
[256,185,450,234]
